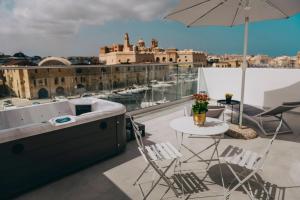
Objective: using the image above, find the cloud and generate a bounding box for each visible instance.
[0,0,175,36]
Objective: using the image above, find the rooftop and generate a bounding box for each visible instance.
[14,101,300,200]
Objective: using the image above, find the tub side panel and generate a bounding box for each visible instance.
[0,116,122,199]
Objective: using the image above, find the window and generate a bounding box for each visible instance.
[169,58,173,62]
[58,69,61,72]
[55,77,59,85]
[61,77,65,83]
[115,67,119,72]
[33,80,36,87]
[44,79,47,86]
[35,69,38,73]
[76,68,82,73]
[128,67,130,71]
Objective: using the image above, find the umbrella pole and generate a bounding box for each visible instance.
[239,16,249,128]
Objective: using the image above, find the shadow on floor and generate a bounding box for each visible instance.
[208,163,300,200]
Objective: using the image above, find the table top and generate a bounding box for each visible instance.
[217,99,240,105]
[169,117,229,136]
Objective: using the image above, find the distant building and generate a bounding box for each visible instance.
[270,56,294,68]
[99,33,207,67]
[3,57,169,99]
[297,52,300,67]
[0,52,42,66]
[248,55,271,67]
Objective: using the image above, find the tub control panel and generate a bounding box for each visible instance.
[49,115,76,126]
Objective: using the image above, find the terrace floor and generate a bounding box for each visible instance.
[15,101,300,200]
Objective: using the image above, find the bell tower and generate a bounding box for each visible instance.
[123,33,131,52]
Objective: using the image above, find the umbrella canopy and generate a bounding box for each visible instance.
[165,0,300,127]
[165,0,300,27]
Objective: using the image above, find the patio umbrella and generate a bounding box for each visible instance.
[165,0,300,127]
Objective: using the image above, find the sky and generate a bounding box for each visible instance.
[0,0,300,57]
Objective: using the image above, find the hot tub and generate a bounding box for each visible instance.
[0,98,126,199]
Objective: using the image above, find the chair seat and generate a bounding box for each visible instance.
[139,142,182,162]
[220,145,262,170]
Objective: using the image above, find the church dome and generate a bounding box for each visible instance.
[138,38,145,47]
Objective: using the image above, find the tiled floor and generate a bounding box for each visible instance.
[16,102,300,200]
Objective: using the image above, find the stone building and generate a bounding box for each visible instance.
[270,56,295,68]
[3,57,168,99]
[99,33,207,67]
[248,55,271,66]
[212,61,231,68]
[297,52,300,67]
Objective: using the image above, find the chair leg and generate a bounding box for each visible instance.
[133,163,150,186]
[143,159,178,200]
[214,139,226,198]
[226,165,256,200]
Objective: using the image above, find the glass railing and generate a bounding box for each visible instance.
[0,63,200,111]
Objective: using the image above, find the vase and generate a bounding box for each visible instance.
[225,97,232,104]
[193,113,206,126]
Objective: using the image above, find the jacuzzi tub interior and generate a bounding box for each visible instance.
[0,98,126,199]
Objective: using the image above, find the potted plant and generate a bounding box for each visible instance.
[192,93,209,126]
[225,93,233,104]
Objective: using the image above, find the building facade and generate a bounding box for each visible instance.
[248,55,271,67]
[297,52,300,67]
[3,57,169,99]
[99,33,207,67]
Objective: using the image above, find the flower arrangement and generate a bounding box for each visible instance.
[192,93,209,114]
[192,93,209,126]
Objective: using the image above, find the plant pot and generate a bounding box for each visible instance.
[193,113,206,126]
[225,97,232,104]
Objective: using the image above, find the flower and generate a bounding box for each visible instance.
[192,93,209,114]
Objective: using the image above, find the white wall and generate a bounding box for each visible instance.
[200,68,300,109]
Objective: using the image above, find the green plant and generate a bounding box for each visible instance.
[192,94,209,114]
[225,93,233,99]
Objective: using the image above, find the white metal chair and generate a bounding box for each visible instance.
[220,119,283,200]
[129,116,182,200]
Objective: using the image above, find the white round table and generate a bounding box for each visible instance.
[169,116,228,196]
[170,116,229,136]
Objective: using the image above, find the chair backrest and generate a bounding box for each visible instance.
[206,106,225,119]
[184,105,192,116]
[282,101,300,106]
[257,119,283,169]
[128,115,145,150]
[259,105,297,117]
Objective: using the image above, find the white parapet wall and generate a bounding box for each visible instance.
[199,68,300,110]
